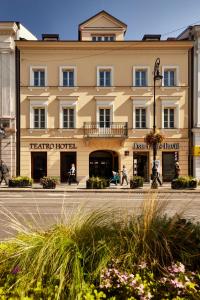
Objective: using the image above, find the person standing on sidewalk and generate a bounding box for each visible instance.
[121,165,128,186]
[0,160,9,185]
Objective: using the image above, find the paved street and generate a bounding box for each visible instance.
[0,190,200,239]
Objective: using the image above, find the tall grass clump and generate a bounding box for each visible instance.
[0,193,200,299]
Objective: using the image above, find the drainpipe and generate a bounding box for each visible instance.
[15,46,20,176]
[188,46,194,176]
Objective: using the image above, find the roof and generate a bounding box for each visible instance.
[78,10,127,29]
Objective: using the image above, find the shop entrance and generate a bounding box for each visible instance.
[162,152,176,181]
[31,152,47,182]
[133,152,149,182]
[89,150,118,179]
[60,152,77,183]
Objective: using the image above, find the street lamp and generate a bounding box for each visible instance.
[151,58,163,189]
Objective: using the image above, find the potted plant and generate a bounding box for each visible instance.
[86,176,109,189]
[8,176,32,188]
[130,176,144,189]
[171,176,198,189]
[40,176,59,189]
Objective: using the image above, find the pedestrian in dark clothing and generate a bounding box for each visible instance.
[121,165,129,186]
[174,162,180,179]
[0,160,9,185]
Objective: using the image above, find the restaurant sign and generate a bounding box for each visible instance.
[30,143,77,150]
[133,142,179,150]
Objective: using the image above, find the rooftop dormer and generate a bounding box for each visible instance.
[78,10,127,41]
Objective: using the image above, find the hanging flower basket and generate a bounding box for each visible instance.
[144,131,165,146]
[4,127,16,135]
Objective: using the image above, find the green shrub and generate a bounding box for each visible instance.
[8,176,32,187]
[171,176,198,189]
[130,176,144,189]
[86,177,109,189]
[40,176,59,189]
[1,197,200,298]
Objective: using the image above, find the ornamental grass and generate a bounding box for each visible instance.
[0,194,200,299]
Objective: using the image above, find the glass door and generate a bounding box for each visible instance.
[31,152,47,181]
[162,152,175,181]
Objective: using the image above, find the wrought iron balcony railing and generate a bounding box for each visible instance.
[83,122,128,138]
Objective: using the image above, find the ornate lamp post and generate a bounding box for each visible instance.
[151,58,163,189]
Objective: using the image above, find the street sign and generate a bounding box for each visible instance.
[193,146,200,156]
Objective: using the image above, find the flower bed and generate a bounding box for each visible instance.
[130,176,144,189]
[171,176,198,189]
[40,176,59,189]
[86,176,110,189]
[8,176,32,188]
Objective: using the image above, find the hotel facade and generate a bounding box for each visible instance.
[16,11,192,183]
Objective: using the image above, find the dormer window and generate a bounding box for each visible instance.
[92,35,115,42]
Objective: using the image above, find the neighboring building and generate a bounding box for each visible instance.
[178,26,200,178]
[0,22,36,176]
[16,11,192,183]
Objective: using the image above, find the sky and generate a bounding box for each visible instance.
[1,0,200,40]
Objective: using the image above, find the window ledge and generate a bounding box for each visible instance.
[29,128,48,134]
[96,86,115,92]
[131,86,152,92]
[161,86,181,91]
[28,86,49,91]
[58,86,78,91]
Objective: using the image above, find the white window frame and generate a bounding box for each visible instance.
[58,97,78,129]
[95,96,115,126]
[30,100,48,129]
[163,108,175,129]
[161,99,179,129]
[132,98,150,129]
[30,66,47,87]
[135,107,147,129]
[92,35,115,41]
[97,66,113,87]
[162,65,179,87]
[59,66,77,87]
[133,66,150,87]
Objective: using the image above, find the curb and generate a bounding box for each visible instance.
[0,188,199,193]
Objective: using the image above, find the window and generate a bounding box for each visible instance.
[164,108,175,128]
[33,108,46,128]
[63,70,74,87]
[164,69,176,86]
[92,35,115,41]
[99,108,111,128]
[34,70,45,86]
[99,70,111,86]
[63,108,75,128]
[59,66,76,87]
[135,108,146,128]
[135,70,147,87]
[30,66,47,87]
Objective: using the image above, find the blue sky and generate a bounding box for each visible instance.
[1,0,200,40]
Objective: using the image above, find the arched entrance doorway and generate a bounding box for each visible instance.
[89,150,118,178]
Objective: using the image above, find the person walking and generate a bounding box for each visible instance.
[155,164,162,186]
[68,163,76,185]
[110,170,119,186]
[121,165,128,186]
[0,160,9,185]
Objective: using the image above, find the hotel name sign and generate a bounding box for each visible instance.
[30,143,77,150]
[133,142,179,150]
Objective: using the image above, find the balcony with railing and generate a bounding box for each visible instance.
[83,122,128,138]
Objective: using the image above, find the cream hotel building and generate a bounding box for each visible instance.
[16,11,192,183]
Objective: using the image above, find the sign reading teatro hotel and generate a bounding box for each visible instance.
[30,143,77,150]
[133,142,179,150]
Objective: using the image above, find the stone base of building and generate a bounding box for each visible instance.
[20,137,188,183]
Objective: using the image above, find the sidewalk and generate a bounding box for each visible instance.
[0,182,200,193]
